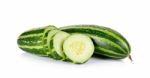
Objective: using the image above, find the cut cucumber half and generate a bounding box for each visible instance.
[53,31,70,59]
[63,34,94,63]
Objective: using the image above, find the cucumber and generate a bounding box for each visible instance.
[17,25,57,56]
[63,34,94,63]
[60,25,131,59]
[17,24,132,64]
[53,31,70,60]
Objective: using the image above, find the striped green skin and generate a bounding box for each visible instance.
[60,25,131,59]
[17,25,57,56]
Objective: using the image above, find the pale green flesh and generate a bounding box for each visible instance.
[47,29,60,55]
[63,34,94,63]
[53,31,70,59]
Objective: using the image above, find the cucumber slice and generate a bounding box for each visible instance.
[63,34,94,63]
[47,29,61,59]
[53,31,70,59]
[47,30,70,60]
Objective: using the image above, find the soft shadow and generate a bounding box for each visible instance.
[21,53,125,66]
[21,53,73,65]
[87,54,125,65]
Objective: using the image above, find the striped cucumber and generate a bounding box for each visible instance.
[60,25,132,60]
[17,25,57,56]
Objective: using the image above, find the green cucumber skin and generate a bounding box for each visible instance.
[17,25,57,56]
[60,25,131,59]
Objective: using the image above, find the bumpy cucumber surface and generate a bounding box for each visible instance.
[60,25,131,59]
[63,34,94,63]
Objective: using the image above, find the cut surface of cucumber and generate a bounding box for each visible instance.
[53,31,70,59]
[63,34,94,63]
[47,29,63,60]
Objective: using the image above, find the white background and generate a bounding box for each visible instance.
[0,0,149,78]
